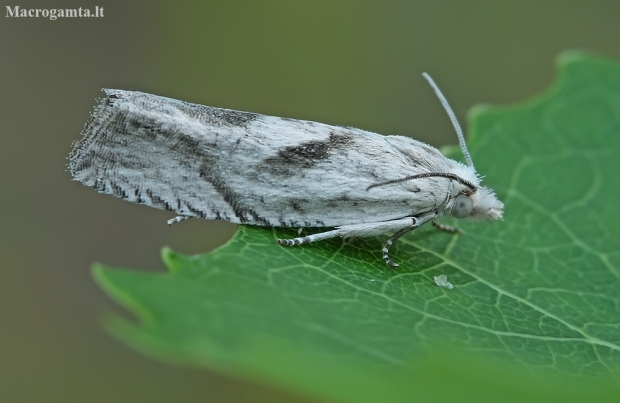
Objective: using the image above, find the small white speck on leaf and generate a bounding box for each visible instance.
[433,274,454,289]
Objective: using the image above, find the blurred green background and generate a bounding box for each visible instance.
[2,1,620,402]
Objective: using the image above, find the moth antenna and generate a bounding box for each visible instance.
[367,172,477,193]
[422,73,474,170]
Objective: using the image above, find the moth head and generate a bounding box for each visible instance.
[451,186,503,220]
[448,163,503,220]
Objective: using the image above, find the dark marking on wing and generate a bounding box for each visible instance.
[199,163,270,226]
[335,193,362,207]
[289,199,307,213]
[264,130,353,172]
[111,182,127,198]
[185,202,206,218]
[210,108,258,127]
[146,189,168,208]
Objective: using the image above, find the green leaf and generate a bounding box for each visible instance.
[93,52,620,402]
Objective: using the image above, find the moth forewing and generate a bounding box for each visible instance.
[69,74,503,268]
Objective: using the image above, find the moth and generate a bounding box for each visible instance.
[69,73,503,268]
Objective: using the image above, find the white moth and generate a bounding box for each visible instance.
[433,274,454,290]
[69,74,503,268]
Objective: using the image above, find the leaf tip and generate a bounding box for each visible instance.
[91,262,110,287]
[161,247,188,274]
[555,50,598,68]
[468,103,493,121]
[160,246,173,260]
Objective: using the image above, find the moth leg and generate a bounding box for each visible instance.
[297,227,304,235]
[380,212,439,268]
[167,215,191,226]
[382,227,415,269]
[432,221,462,234]
[278,214,438,267]
[277,228,349,246]
[277,217,418,246]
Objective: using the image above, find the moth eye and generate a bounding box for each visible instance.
[452,194,473,218]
